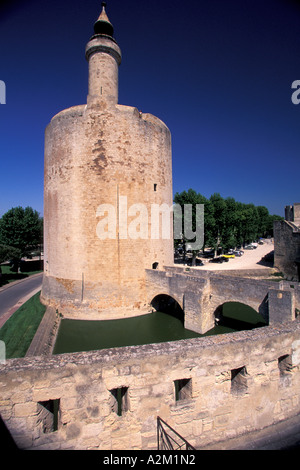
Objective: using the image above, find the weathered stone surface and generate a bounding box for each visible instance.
[1,322,300,450]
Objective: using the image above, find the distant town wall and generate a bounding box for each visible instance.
[274,220,300,281]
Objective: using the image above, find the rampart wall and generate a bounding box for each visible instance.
[274,220,300,281]
[1,321,300,450]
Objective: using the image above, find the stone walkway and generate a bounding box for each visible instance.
[197,413,300,450]
[26,307,57,356]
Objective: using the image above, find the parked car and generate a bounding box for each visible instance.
[209,256,229,263]
[209,257,224,263]
[223,254,235,259]
[187,258,204,266]
[233,250,243,256]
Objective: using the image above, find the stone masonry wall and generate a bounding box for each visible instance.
[274,220,300,281]
[146,268,299,334]
[1,321,300,450]
[42,103,173,319]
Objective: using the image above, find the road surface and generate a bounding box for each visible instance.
[0,273,43,328]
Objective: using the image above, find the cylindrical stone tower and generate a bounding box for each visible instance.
[41,3,173,319]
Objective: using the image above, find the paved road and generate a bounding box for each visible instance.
[0,273,43,324]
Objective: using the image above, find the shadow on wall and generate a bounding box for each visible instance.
[0,415,18,450]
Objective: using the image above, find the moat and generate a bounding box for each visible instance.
[53,302,267,355]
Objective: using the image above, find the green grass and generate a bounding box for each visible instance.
[0,263,42,285]
[0,291,46,358]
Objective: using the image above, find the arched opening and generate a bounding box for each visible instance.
[214,301,267,332]
[151,294,184,323]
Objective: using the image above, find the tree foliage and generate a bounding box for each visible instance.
[174,189,283,253]
[0,244,21,264]
[0,206,43,257]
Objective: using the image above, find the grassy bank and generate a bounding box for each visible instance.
[0,291,46,358]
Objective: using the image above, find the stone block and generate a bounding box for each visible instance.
[14,402,36,418]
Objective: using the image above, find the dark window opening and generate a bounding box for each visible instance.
[110,387,129,416]
[154,184,157,191]
[152,262,159,269]
[278,354,293,386]
[37,399,60,433]
[174,378,192,401]
[231,366,248,396]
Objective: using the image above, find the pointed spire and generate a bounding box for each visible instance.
[93,2,114,37]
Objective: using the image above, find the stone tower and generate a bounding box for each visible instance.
[41,3,173,319]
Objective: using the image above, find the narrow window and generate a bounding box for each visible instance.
[37,399,60,433]
[174,378,192,401]
[154,184,157,191]
[110,387,129,416]
[231,366,248,396]
[278,354,292,386]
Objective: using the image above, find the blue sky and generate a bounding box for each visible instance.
[0,0,299,218]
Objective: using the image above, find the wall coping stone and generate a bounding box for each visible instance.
[1,320,300,373]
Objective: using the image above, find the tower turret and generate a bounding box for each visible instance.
[85,2,122,106]
[42,4,173,320]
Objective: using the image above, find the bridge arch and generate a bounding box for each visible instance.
[151,294,184,323]
[214,301,267,331]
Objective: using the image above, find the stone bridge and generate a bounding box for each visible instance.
[146,267,300,334]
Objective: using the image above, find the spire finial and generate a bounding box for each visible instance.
[93,2,114,37]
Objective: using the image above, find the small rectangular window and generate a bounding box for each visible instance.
[37,399,60,433]
[231,366,248,396]
[174,378,192,401]
[278,354,292,386]
[110,387,129,416]
[154,184,157,191]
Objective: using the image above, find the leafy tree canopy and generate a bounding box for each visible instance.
[174,189,283,254]
[0,244,21,264]
[0,206,43,257]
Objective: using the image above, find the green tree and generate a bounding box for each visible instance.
[256,206,270,238]
[174,189,283,258]
[174,189,207,264]
[223,197,238,251]
[0,206,43,256]
[0,244,21,264]
[209,193,227,256]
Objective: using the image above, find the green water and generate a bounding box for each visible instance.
[53,302,266,355]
